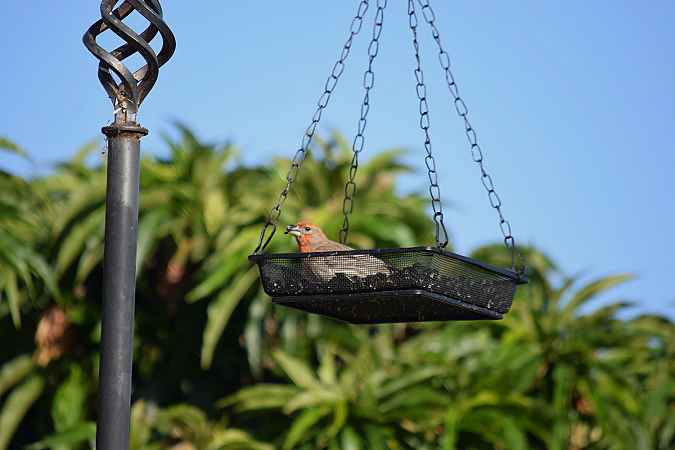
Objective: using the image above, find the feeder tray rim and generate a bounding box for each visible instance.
[249,246,528,284]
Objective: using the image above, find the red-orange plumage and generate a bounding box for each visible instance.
[290,222,350,253]
[285,222,390,281]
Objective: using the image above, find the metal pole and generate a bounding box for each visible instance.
[83,2,174,448]
[96,125,146,449]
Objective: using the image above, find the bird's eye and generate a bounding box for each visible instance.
[305,226,311,232]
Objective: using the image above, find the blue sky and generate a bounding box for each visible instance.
[1,1,674,319]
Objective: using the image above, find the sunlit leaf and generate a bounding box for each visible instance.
[207,428,275,450]
[25,422,96,450]
[200,267,258,369]
[272,349,320,390]
[0,355,34,397]
[136,208,169,275]
[562,273,634,320]
[283,407,327,450]
[0,375,44,450]
[217,384,297,411]
[0,137,30,159]
[2,271,21,328]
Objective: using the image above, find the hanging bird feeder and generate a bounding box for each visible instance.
[249,0,527,324]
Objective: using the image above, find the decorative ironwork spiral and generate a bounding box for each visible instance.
[83,0,175,123]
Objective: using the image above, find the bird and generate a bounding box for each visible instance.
[285,222,391,282]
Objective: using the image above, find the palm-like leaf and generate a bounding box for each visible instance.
[0,355,44,450]
[2,127,672,449]
[0,143,59,327]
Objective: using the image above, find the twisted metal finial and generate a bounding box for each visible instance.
[83,0,175,124]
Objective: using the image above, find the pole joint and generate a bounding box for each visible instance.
[102,124,149,139]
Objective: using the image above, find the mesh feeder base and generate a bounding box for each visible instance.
[273,289,502,324]
[249,247,527,324]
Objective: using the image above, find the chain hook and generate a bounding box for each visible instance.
[408,0,449,250]
[415,0,526,274]
[254,0,371,254]
[339,0,388,244]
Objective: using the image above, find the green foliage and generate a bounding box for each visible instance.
[0,356,44,450]
[126,400,274,449]
[0,141,59,327]
[0,128,672,449]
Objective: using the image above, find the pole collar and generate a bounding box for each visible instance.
[102,123,149,139]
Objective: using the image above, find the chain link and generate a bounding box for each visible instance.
[254,0,370,254]
[339,0,388,244]
[407,0,449,249]
[415,0,525,275]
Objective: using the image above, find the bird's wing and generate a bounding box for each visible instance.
[350,254,391,276]
[322,253,390,277]
[305,242,390,280]
[313,241,353,252]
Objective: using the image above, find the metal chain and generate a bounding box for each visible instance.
[415,0,525,275]
[339,0,388,244]
[407,0,449,249]
[254,0,370,254]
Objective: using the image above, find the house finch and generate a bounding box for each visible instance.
[285,222,390,282]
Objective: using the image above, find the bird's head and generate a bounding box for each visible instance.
[285,222,327,251]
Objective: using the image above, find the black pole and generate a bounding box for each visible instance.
[83,2,175,448]
[96,125,146,449]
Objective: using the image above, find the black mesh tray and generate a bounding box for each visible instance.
[249,246,527,323]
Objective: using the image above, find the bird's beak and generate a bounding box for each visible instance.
[285,224,302,237]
